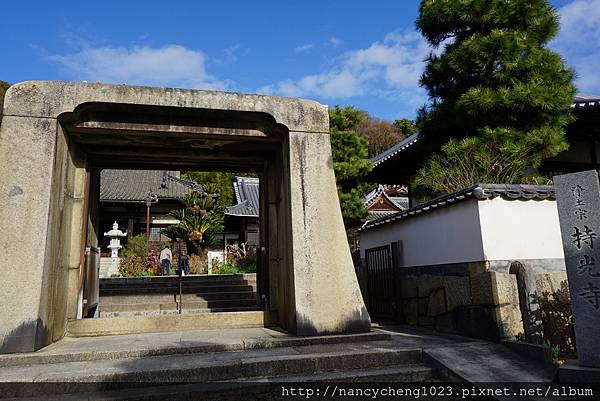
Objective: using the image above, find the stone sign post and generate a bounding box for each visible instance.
[555,170,600,368]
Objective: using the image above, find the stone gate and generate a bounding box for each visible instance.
[0,81,370,353]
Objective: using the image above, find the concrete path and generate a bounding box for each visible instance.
[0,327,387,367]
[0,324,565,400]
[374,324,558,383]
[0,323,558,382]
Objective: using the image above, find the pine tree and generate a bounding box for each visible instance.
[415,0,575,195]
[329,106,373,226]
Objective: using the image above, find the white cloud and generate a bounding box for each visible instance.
[215,44,248,65]
[328,37,342,47]
[259,29,428,103]
[50,44,229,90]
[294,43,314,53]
[553,0,600,93]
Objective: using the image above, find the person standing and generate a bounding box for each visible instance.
[159,246,172,275]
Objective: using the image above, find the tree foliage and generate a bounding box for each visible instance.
[415,0,575,196]
[393,118,417,137]
[329,106,373,227]
[414,128,552,195]
[181,172,235,213]
[357,118,405,157]
[160,191,224,253]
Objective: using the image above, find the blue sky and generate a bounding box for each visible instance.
[1,0,599,121]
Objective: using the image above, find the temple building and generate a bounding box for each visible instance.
[99,170,193,249]
[224,176,260,247]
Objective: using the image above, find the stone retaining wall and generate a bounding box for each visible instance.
[364,260,568,342]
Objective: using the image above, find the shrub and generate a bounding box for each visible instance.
[538,281,576,359]
[118,250,159,277]
[144,251,160,276]
[226,243,257,271]
[189,252,208,275]
[122,235,148,258]
[212,263,242,275]
[118,255,147,277]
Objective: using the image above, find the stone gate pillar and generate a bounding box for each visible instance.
[287,131,370,335]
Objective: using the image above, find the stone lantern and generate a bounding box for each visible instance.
[104,221,127,276]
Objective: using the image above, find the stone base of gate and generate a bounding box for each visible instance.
[66,311,278,337]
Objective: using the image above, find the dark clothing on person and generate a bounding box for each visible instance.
[161,259,171,275]
[178,254,189,276]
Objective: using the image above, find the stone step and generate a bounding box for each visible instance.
[0,331,391,368]
[100,274,256,286]
[0,343,425,398]
[99,291,257,305]
[65,311,277,337]
[100,284,255,296]
[2,365,434,400]
[99,279,257,289]
[99,298,258,313]
[98,306,262,318]
[100,278,256,287]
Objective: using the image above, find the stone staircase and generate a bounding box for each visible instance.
[0,329,436,400]
[98,274,258,317]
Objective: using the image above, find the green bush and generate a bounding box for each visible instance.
[122,235,148,258]
[212,263,242,275]
[538,281,576,359]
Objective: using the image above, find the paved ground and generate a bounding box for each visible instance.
[373,323,558,383]
[0,323,557,383]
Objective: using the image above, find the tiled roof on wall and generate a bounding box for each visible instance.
[360,183,555,231]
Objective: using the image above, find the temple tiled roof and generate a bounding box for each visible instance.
[100,170,193,202]
[224,176,260,217]
[371,93,600,170]
[370,133,420,167]
[573,93,600,109]
[360,183,555,231]
[363,184,409,211]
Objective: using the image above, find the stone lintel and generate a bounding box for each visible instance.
[3,81,330,134]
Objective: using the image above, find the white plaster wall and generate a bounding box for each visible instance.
[478,198,565,261]
[360,199,485,267]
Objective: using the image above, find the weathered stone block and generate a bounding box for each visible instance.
[427,288,447,317]
[470,271,518,307]
[399,277,418,299]
[417,276,443,297]
[492,272,519,306]
[453,305,501,341]
[493,304,523,340]
[443,276,471,311]
[535,272,568,296]
[468,261,489,276]
[418,298,429,316]
[402,299,419,325]
[470,271,494,305]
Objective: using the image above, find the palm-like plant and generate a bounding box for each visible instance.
[160,190,223,253]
